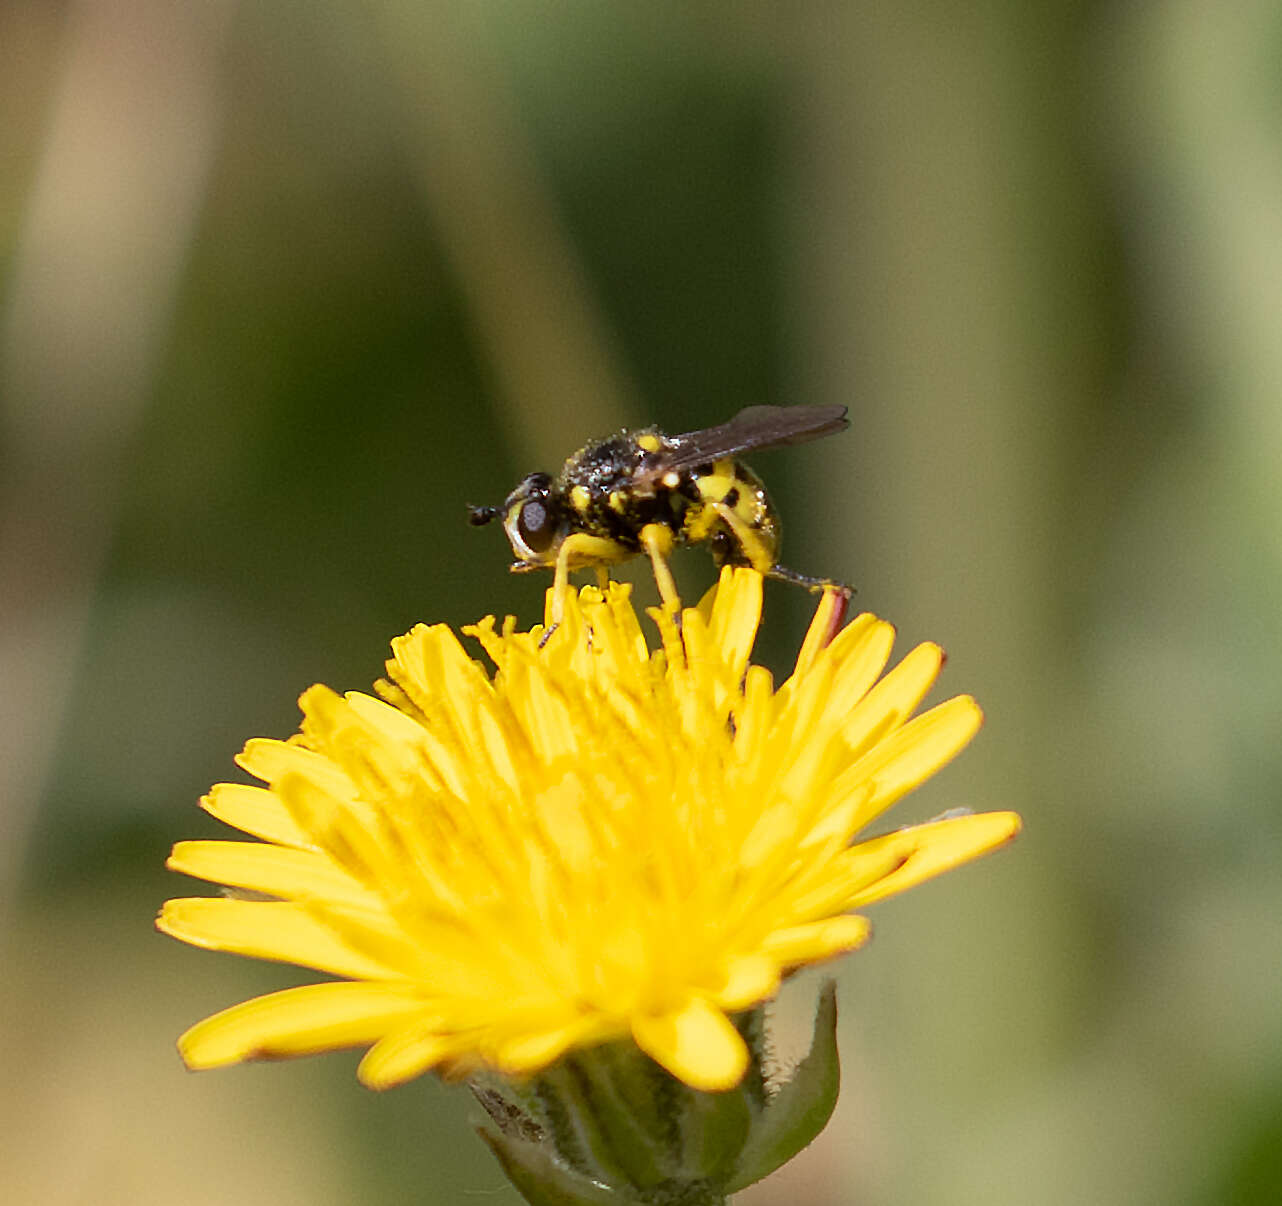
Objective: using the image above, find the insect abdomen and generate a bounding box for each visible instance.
[680,458,779,572]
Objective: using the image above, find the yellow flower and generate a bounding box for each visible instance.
[158,569,1019,1094]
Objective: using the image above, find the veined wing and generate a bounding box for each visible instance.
[661,405,848,472]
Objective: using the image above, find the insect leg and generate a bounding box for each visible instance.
[710,500,853,608]
[765,564,854,598]
[707,502,774,574]
[540,533,612,647]
[547,540,577,632]
[639,523,681,613]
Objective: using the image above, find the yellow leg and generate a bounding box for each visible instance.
[640,523,681,613]
[548,541,573,629]
[712,503,775,573]
[542,534,612,645]
[595,565,610,590]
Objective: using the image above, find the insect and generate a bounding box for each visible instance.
[467,404,852,632]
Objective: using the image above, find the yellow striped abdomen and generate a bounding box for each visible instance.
[681,458,780,572]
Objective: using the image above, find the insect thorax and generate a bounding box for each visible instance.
[553,429,782,573]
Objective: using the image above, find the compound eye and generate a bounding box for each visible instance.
[516,499,556,554]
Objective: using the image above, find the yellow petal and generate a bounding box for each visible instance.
[298,685,423,799]
[344,689,430,745]
[358,1021,463,1089]
[782,831,914,920]
[847,695,984,830]
[823,616,896,718]
[705,566,762,679]
[714,955,781,1010]
[632,998,748,1092]
[157,898,410,980]
[305,901,448,983]
[847,811,1022,906]
[840,641,944,756]
[273,771,385,885]
[792,586,847,679]
[167,840,378,908]
[761,915,871,966]
[178,981,428,1069]
[200,783,313,848]
[494,1016,618,1075]
[236,736,355,796]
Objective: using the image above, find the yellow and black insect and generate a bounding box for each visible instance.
[467,404,852,629]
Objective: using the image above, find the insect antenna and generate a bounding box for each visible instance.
[467,504,501,526]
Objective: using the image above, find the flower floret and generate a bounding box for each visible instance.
[158,568,1019,1092]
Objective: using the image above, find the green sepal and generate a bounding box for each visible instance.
[471,990,834,1204]
[538,1052,669,1188]
[541,1041,753,1192]
[476,1121,621,1206]
[724,981,841,1193]
[673,1063,754,1185]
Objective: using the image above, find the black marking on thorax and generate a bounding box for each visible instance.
[560,434,645,495]
[557,432,685,550]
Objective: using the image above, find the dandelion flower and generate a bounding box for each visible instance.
[159,569,1019,1096]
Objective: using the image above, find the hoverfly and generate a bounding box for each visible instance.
[467,404,851,631]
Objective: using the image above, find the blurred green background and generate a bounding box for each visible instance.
[3,1,1280,1203]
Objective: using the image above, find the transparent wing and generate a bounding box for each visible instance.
[661,405,849,471]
